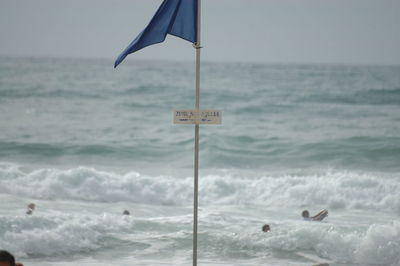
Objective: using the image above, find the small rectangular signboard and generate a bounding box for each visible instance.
[173,109,222,124]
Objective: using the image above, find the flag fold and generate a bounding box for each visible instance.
[114,0,197,68]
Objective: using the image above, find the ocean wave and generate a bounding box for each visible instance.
[260,221,400,265]
[198,221,400,265]
[0,213,135,257]
[0,88,104,100]
[201,135,400,171]
[354,87,400,106]
[0,141,180,162]
[1,163,399,213]
[2,132,399,171]
[303,87,400,106]
[1,213,399,265]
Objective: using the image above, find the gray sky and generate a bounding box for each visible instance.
[1,0,400,65]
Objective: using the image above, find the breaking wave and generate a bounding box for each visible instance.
[1,162,399,213]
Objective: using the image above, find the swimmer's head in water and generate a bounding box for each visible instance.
[26,203,36,215]
[302,210,309,218]
[262,224,270,232]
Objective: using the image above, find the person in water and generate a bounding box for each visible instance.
[26,203,35,215]
[262,224,270,232]
[302,209,328,221]
[123,210,130,215]
[0,250,24,266]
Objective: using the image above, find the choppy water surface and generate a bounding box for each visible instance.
[1,57,399,265]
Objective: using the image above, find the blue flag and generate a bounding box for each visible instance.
[114,0,197,68]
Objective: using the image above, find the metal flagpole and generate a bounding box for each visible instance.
[193,0,201,265]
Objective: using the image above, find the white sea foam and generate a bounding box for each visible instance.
[1,162,400,265]
[1,163,399,213]
[0,213,134,257]
[259,221,400,266]
[1,213,399,265]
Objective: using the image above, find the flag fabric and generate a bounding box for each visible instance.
[114,0,197,68]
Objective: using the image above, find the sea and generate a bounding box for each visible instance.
[0,56,400,266]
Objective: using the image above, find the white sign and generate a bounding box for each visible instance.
[173,109,222,124]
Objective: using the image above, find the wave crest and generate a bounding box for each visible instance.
[1,163,399,213]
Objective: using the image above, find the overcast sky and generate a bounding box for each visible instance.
[1,0,400,65]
